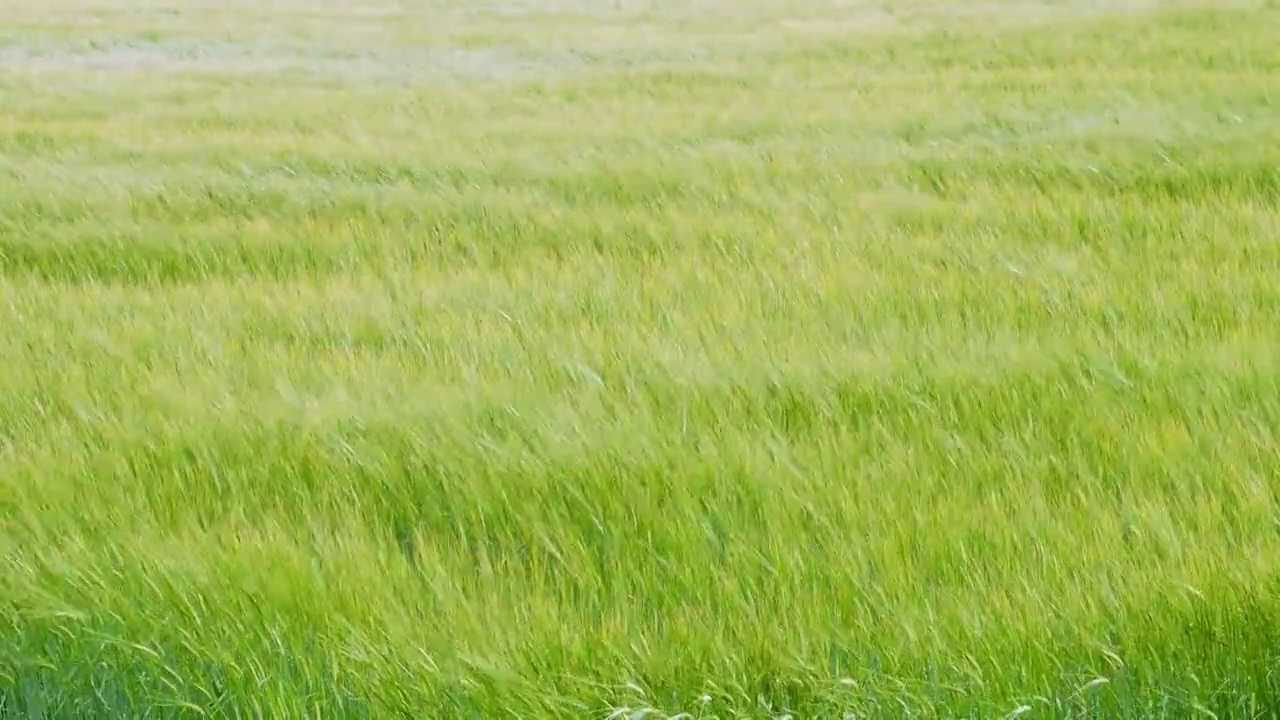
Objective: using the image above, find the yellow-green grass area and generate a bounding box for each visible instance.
[3,0,1280,716]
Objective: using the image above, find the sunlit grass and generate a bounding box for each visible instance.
[2,1,1280,717]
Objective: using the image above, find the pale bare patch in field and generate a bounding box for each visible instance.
[0,1,709,81]
[0,0,1212,36]
[0,0,1249,82]
[0,39,583,81]
[772,0,1176,35]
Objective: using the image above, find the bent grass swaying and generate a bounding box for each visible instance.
[2,0,1280,717]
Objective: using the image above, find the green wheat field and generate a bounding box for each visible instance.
[3,0,1280,717]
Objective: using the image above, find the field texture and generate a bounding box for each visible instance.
[3,0,1280,717]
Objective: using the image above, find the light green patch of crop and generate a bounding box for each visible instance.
[2,1,1280,717]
